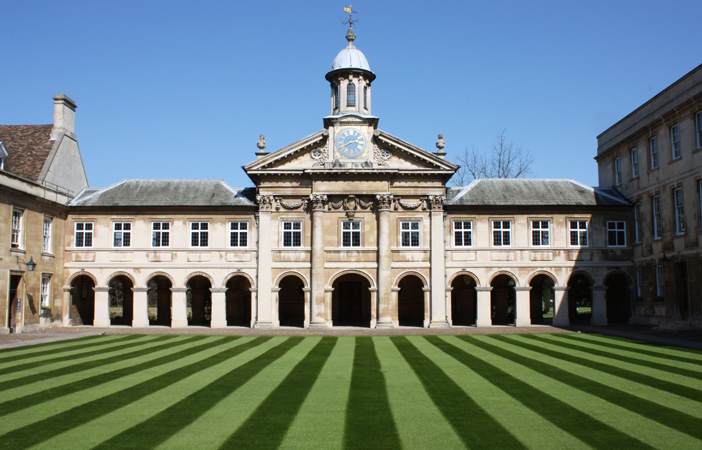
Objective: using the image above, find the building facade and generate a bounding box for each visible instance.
[3,29,635,332]
[596,64,702,329]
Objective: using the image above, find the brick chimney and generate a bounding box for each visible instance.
[51,94,77,140]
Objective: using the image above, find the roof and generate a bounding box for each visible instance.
[445,179,631,207]
[0,125,54,181]
[70,180,256,207]
[326,28,375,81]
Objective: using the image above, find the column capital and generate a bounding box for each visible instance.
[309,194,328,211]
[132,287,148,293]
[476,286,493,292]
[427,195,445,211]
[171,287,187,293]
[93,286,109,293]
[515,286,532,292]
[256,194,275,211]
[210,288,227,294]
[376,193,394,211]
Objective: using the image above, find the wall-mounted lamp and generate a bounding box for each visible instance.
[17,256,36,272]
[661,253,671,268]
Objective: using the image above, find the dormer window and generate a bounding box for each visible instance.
[347,83,356,107]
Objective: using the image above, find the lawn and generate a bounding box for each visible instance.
[0,333,700,449]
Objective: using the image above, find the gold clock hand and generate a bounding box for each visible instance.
[339,139,360,149]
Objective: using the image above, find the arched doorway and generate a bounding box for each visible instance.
[491,274,516,325]
[187,276,211,327]
[278,275,305,327]
[147,276,172,326]
[70,275,95,325]
[530,274,555,324]
[605,273,631,324]
[332,274,371,327]
[226,276,251,327]
[451,274,477,326]
[568,273,592,323]
[108,276,134,326]
[398,275,425,327]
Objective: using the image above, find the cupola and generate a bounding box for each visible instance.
[326,27,375,116]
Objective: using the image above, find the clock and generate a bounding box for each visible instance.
[335,127,367,159]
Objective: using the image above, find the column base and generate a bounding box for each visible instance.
[475,319,492,327]
[132,319,149,328]
[210,320,227,329]
[429,320,450,329]
[171,320,188,328]
[375,321,395,329]
[94,319,110,328]
[515,318,531,327]
[253,321,275,329]
[308,321,330,329]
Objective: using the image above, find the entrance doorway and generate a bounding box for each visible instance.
[567,274,592,323]
[332,274,370,327]
[147,276,172,326]
[70,275,95,325]
[530,274,555,324]
[7,275,21,332]
[451,274,476,326]
[187,276,212,327]
[108,276,134,326]
[398,275,424,327]
[491,275,516,325]
[278,275,305,327]
[226,276,252,327]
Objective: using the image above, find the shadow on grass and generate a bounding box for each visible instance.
[0,334,139,363]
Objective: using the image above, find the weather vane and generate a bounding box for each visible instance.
[342,5,358,28]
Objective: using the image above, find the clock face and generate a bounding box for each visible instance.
[335,127,367,159]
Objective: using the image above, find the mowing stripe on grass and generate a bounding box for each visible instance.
[0,336,269,448]
[0,334,158,377]
[0,335,173,392]
[392,336,525,449]
[0,334,139,362]
[343,337,401,450]
[476,335,702,440]
[90,336,304,450]
[0,335,210,417]
[551,333,702,365]
[219,337,337,449]
[514,334,702,402]
[429,335,655,450]
[530,334,702,380]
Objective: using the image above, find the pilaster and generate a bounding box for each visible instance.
[132,287,149,328]
[553,286,570,327]
[171,287,188,328]
[254,195,274,328]
[515,286,532,327]
[93,286,110,328]
[429,196,449,328]
[310,194,328,327]
[62,286,72,326]
[376,194,394,328]
[210,287,228,328]
[476,286,493,327]
[591,285,608,326]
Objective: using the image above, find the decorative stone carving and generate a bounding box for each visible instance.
[311,140,331,167]
[256,195,274,211]
[428,195,445,211]
[278,198,308,211]
[309,194,328,211]
[373,143,389,166]
[396,198,424,210]
[327,195,373,218]
[376,194,394,211]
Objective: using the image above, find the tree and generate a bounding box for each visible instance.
[451,130,534,185]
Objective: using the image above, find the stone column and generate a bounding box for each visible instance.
[93,286,110,328]
[171,287,188,328]
[302,287,311,328]
[210,287,227,328]
[591,285,608,326]
[249,288,258,328]
[476,286,493,327]
[254,196,274,328]
[553,286,569,327]
[445,286,454,326]
[429,196,449,328]
[310,194,328,328]
[376,194,394,328]
[369,287,377,328]
[515,286,532,327]
[62,286,72,326]
[132,287,149,328]
[272,287,281,327]
[423,286,431,328]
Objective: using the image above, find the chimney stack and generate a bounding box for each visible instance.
[51,94,77,140]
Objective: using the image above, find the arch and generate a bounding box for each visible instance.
[332,273,371,327]
[328,269,375,289]
[226,275,252,327]
[66,271,98,288]
[567,272,593,323]
[393,270,429,289]
[222,272,256,290]
[333,85,340,110]
[529,273,556,324]
[274,271,309,289]
[525,270,558,287]
[491,273,517,325]
[184,271,214,288]
[69,275,95,326]
[104,271,136,287]
[604,271,632,324]
[145,271,175,287]
[448,271,481,288]
[398,274,425,327]
[186,275,212,327]
[451,273,477,326]
[488,270,521,288]
[108,275,134,326]
[603,270,634,286]
[147,275,172,326]
[567,270,595,286]
[278,274,305,327]
[347,82,356,107]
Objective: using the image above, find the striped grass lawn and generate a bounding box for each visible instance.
[0,333,700,449]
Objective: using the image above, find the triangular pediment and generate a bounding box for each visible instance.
[244,129,457,179]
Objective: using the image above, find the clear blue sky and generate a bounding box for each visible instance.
[2,1,700,189]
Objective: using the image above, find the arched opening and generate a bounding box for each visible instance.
[491,274,516,325]
[226,276,251,327]
[451,275,476,326]
[187,276,211,327]
[347,82,356,107]
[530,275,555,324]
[332,274,371,327]
[278,275,304,327]
[398,275,425,327]
[147,276,172,326]
[567,274,592,323]
[108,276,134,326]
[605,273,631,324]
[70,275,95,325]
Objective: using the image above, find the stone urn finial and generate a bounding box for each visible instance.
[436,133,446,157]
[256,134,267,158]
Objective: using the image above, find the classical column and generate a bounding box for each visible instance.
[368,287,377,328]
[591,285,608,326]
[476,286,493,327]
[272,287,281,327]
[93,286,110,328]
[210,287,227,328]
[376,194,394,327]
[310,194,328,328]
[171,287,188,328]
[62,286,72,326]
[302,287,311,328]
[249,287,258,328]
[445,286,454,326]
[132,287,149,328]
[515,286,532,327]
[423,286,431,328]
[429,196,449,328]
[553,286,569,327]
[254,195,274,328]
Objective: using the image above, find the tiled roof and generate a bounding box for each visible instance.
[0,125,54,182]
[70,180,257,207]
[446,179,631,207]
